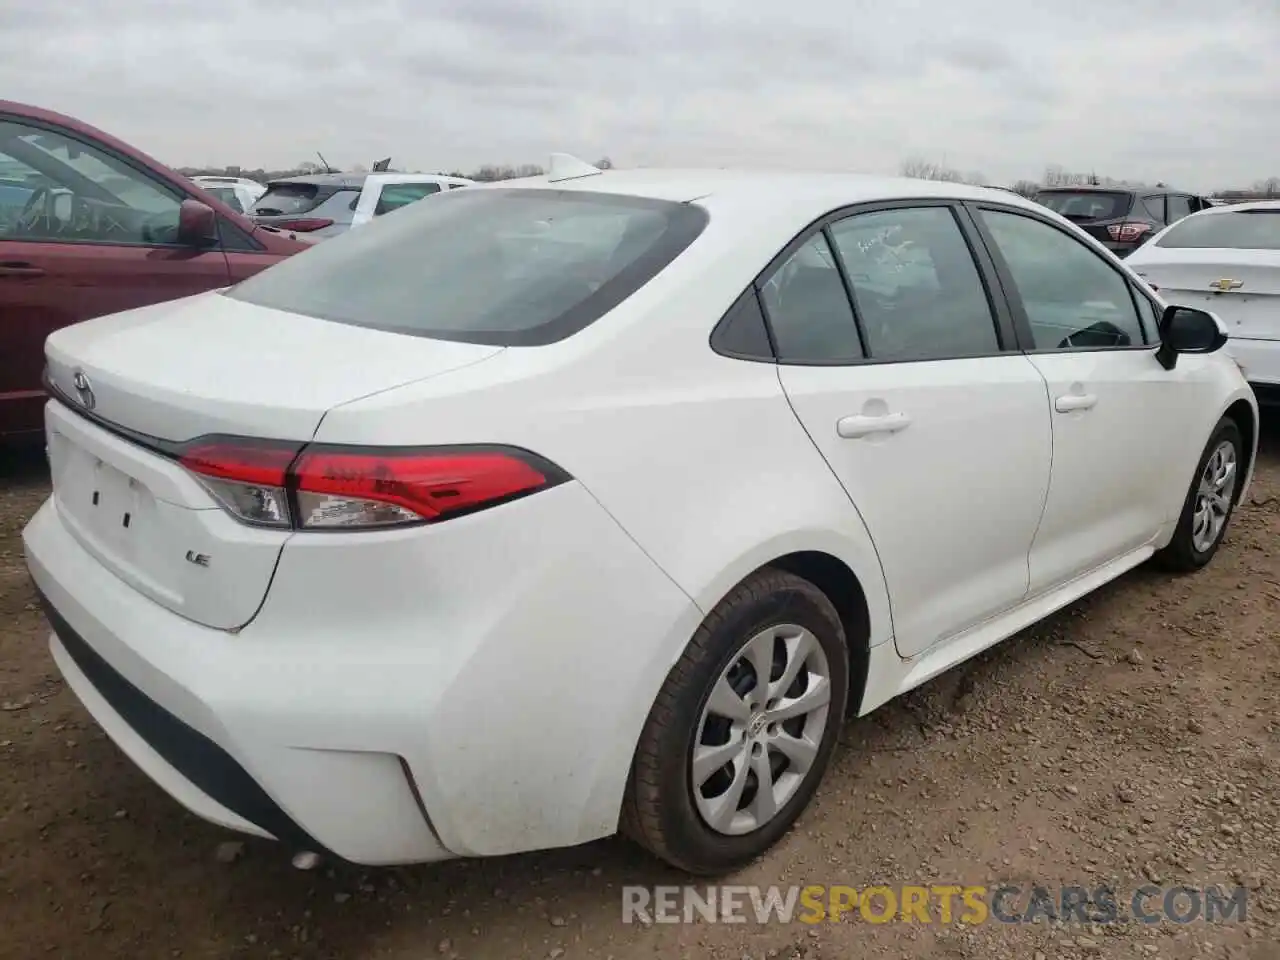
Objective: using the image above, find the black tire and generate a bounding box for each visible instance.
[622,567,849,875]
[1154,416,1243,573]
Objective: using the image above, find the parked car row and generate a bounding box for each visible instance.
[247,171,473,239]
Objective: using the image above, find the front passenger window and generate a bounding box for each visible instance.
[979,209,1145,351]
[0,120,181,246]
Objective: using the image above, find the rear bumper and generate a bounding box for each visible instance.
[1225,338,1280,401]
[23,478,700,863]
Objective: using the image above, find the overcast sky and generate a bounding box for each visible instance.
[2,0,1277,190]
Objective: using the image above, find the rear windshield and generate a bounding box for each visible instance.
[251,182,319,216]
[1156,210,1280,250]
[1034,191,1133,221]
[225,188,709,346]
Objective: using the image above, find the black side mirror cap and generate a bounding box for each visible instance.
[1156,305,1228,370]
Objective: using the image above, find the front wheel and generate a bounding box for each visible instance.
[1154,417,1243,572]
[622,568,849,875]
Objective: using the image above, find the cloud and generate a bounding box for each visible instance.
[0,0,1277,189]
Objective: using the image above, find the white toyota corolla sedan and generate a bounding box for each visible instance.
[23,157,1258,876]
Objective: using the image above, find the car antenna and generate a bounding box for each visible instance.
[316,151,335,174]
[547,153,602,183]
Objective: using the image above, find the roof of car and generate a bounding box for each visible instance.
[1035,185,1187,198]
[474,168,1047,222]
[1197,198,1280,214]
[266,172,474,189]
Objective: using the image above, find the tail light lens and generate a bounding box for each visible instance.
[180,439,301,528]
[1108,222,1153,243]
[272,218,334,232]
[178,439,569,530]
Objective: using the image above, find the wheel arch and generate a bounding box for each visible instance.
[1222,396,1257,505]
[768,550,873,717]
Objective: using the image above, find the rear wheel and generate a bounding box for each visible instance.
[1154,417,1243,572]
[622,568,849,875]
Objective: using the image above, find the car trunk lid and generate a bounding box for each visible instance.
[42,293,502,629]
[1129,248,1280,341]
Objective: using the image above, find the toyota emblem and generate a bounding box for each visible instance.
[71,370,95,410]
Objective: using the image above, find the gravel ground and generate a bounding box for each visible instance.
[1,420,1277,960]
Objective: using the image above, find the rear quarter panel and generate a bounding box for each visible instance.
[312,198,895,649]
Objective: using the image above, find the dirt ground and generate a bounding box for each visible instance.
[1,422,1278,960]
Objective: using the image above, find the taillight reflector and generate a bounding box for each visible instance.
[177,438,568,530]
[1108,222,1152,243]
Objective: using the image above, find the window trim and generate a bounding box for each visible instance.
[964,200,1162,356]
[749,197,1019,367]
[1129,281,1162,344]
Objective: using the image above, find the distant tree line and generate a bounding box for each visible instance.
[900,158,1280,201]
[176,152,1276,201]
[175,157,615,183]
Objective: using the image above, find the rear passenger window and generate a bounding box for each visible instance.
[1142,195,1167,222]
[829,206,1000,362]
[711,288,774,360]
[759,233,863,363]
[1165,195,1193,223]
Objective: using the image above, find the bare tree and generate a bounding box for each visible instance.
[900,158,985,185]
[901,158,961,182]
[1250,177,1280,197]
[1010,179,1040,198]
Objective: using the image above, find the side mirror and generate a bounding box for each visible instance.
[177,199,218,248]
[1156,305,1228,370]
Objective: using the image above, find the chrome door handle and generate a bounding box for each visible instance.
[1054,393,1098,413]
[836,411,912,439]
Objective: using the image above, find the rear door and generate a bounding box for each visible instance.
[771,201,1052,659]
[0,115,231,435]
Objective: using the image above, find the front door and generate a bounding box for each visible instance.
[768,203,1053,659]
[970,205,1198,592]
[0,116,231,435]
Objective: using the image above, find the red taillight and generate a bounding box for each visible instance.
[273,218,334,232]
[179,439,302,528]
[176,438,567,530]
[1107,222,1152,243]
